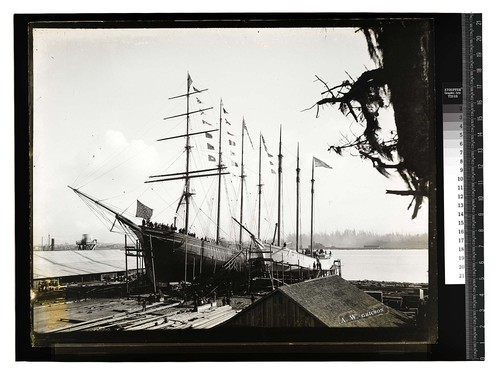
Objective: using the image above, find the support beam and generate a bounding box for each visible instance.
[145,172,229,184]
[157,128,218,142]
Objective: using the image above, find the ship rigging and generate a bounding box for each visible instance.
[70,72,341,289]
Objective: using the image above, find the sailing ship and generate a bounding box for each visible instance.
[246,127,340,279]
[70,73,340,288]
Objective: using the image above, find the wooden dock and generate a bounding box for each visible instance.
[35,298,238,333]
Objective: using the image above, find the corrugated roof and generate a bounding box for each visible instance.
[278,275,411,327]
[33,249,127,279]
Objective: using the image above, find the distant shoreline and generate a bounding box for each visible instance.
[34,246,429,251]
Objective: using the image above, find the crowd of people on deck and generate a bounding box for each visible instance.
[141,219,217,243]
[142,219,177,232]
[312,248,332,258]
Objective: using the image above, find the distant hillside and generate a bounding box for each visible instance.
[36,231,427,251]
[286,230,427,249]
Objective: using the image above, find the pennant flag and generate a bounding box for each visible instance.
[202,120,212,126]
[269,161,274,166]
[208,155,216,162]
[230,151,236,156]
[232,161,239,167]
[271,169,276,174]
[243,118,254,149]
[136,200,153,220]
[225,119,231,125]
[196,98,202,104]
[193,86,200,92]
[261,135,273,157]
[207,143,215,150]
[229,140,236,146]
[223,108,228,114]
[227,131,235,137]
[187,74,193,90]
[200,111,206,115]
[205,132,213,139]
[313,157,333,169]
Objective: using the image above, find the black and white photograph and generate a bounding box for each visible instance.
[26,16,438,356]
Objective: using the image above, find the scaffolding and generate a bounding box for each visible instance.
[246,244,342,294]
[124,235,151,297]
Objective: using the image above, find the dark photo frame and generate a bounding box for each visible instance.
[15,13,470,361]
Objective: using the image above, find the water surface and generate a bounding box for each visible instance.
[329,249,428,283]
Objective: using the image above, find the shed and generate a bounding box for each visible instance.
[225,275,411,328]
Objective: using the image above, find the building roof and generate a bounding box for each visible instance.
[277,275,411,327]
[33,249,127,279]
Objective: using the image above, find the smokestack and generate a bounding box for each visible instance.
[51,238,55,251]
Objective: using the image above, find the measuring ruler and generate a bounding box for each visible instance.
[442,84,465,284]
[442,13,483,360]
[462,13,484,361]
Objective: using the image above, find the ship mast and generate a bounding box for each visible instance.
[183,73,193,283]
[146,73,231,283]
[296,143,300,252]
[257,133,262,239]
[310,157,315,254]
[216,98,223,244]
[239,118,246,250]
[184,72,192,237]
[150,74,229,216]
[277,125,283,247]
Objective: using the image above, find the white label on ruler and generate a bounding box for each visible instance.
[443,86,465,285]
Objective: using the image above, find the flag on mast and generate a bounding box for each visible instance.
[261,134,275,173]
[261,134,273,157]
[242,117,254,149]
[313,157,332,169]
[136,200,153,221]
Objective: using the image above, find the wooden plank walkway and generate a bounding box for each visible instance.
[45,301,237,331]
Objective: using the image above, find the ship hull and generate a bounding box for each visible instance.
[130,227,340,286]
[255,243,341,276]
[270,246,338,270]
[134,226,246,285]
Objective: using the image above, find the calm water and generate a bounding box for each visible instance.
[330,249,428,283]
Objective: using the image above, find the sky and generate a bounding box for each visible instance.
[32,26,429,246]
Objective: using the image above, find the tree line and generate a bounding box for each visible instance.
[285,229,427,249]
